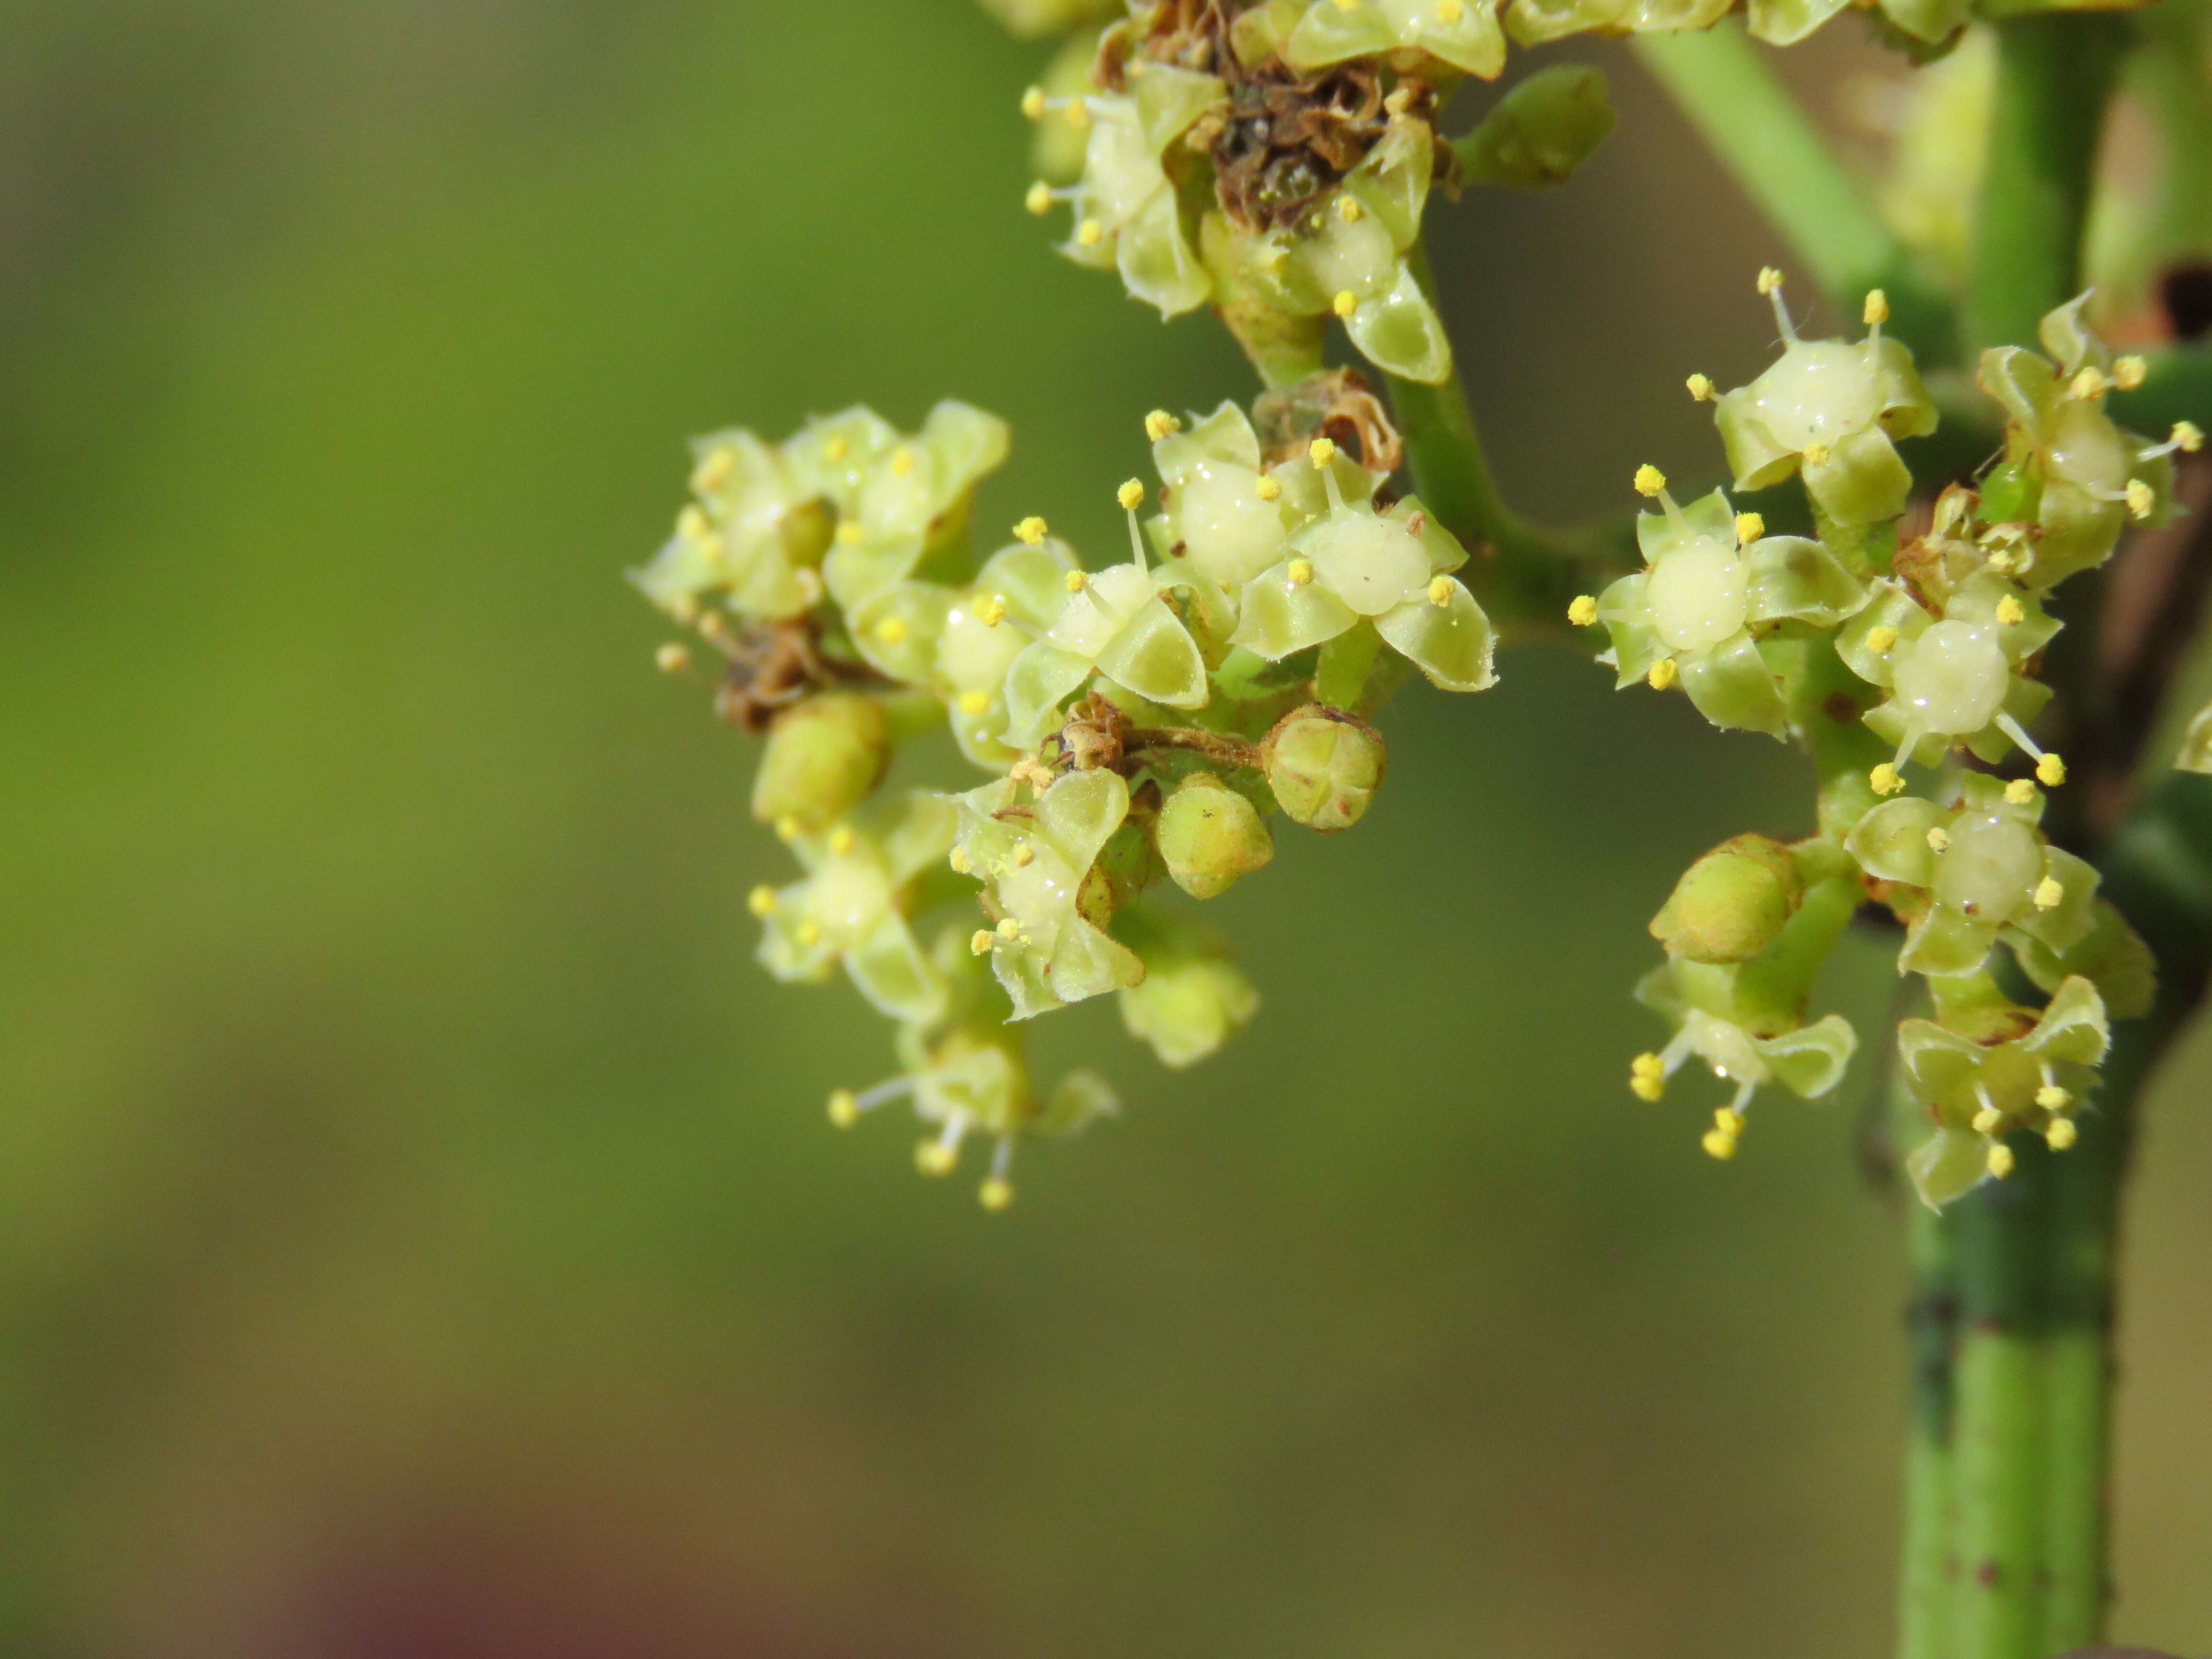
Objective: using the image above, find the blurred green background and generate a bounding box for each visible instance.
[2,2,2207,1654]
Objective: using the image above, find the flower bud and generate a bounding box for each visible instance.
[1650,834,1803,964]
[1119,956,1261,1070]
[1262,705,1386,832]
[1155,774,1274,900]
[750,693,889,831]
[1454,65,1615,191]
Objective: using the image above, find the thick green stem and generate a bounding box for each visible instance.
[1633,23,1955,363]
[1952,1328,2046,1657]
[1898,1189,1958,1659]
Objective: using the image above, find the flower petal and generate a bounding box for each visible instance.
[1375,579,1498,692]
[1678,633,1790,736]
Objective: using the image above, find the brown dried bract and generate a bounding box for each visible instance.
[706,616,884,734]
[1252,366,1405,472]
[1055,690,1137,773]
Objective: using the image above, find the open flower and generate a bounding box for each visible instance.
[1150,402,1299,592]
[1838,570,2063,785]
[1596,475,1866,735]
[953,767,1146,1019]
[633,428,831,623]
[1895,976,2110,1208]
[1714,276,1937,528]
[753,793,960,1023]
[1846,772,2098,978]
[1029,65,1224,319]
[816,402,1010,609]
[1230,439,1496,693]
[1631,962,1858,1159]
[1282,0,1508,81]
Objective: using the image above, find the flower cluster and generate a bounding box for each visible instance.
[635,391,1496,1207]
[1591,280,2174,1207]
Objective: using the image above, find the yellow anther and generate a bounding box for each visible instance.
[1064,569,1088,592]
[794,918,823,947]
[823,435,849,463]
[949,846,972,875]
[1863,289,1890,327]
[1715,1106,1746,1136]
[979,1177,1015,1212]
[1309,437,1338,466]
[747,885,777,917]
[1631,1051,1666,1078]
[2005,778,2038,805]
[915,1140,959,1177]
[1014,516,1048,545]
[828,1089,859,1129]
[1987,1142,2015,1179]
[1436,0,1465,16]
[1972,1107,2004,1134]
[2126,479,2155,519]
[691,447,735,493]
[970,929,994,955]
[823,830,854,861]
[1117,478,1146,511]
[2045,1118,2079,1151]
[1996,595,2026,626]
[2036,1084,2072,1111]
[2036,752,2067,787]
[974,596,1007,627]
[958,689,990,716]
[1427,576,1455,607]
[1143,409,1181,441]
[2113,355,2147,390]
[1756,266,1784,296]
[675,503,710,540]
[2174,420,2204,453]
[1286,558,1315,587]
[774,815,802,842]
[1024,181,1052,216]
[1012,843,1035,869]
[1685,373,1715,402]
[1021,86,1046,120]
[695,608,728,637]
[1255,475,1282,501]
[669,594,699,625]
[1334,0,1358,11]
[996,917,1022,939]
[2069,365,2108,400]
[1568,594,1599,626]
[1735,511,1765,546]
[1630,1073,1665,1102]
[836,521,865,545]
[1870,763,1905,796]
[1927,827,1951,852]
[874,616,909,646]
[1647,657,1679,691]
[1701,1128,1739,1160]
[1336,195,1364,222]
[1803,441,1832,467]
[2033,876,2065,910]
[1865,625,1899,654]
[1633,463,1666,497]
[1985,550,2014,572]
[1383,86,1415,116]
[655,643,690,674]
[1332,289,1358,318]
[1075,217,1104,247]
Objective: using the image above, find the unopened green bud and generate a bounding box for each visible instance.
[1650,834,1803,964]
[1156,773,1274,900]
[751,693,889,831]
[1120,956,1261,1070]
[1262,705,1386,832]
[1454,66,1616,191]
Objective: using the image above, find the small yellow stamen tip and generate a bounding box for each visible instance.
[823,435,851,463]
[1012,843,1035,867]
[1336,195,1363,222]
[2037,1085,2073,1111]
[1064,569,1088,592]
[1255,475,1282,501]
[2036,752,2068,787]
[1075,218,1103,247]
[694,608,728,637]
[1020,87,1046,120]
[949,847,972,875]
[2174,420,2204,453]
[1702,1128,1739,1161]
[1332,289,1358,319]
[2126,479,2155,520]
[1987,1142,2015,1179]
[970,929,994,955]
[2045,1118,2079,1151]
[1863,289,1889,327]
[1014,516,1048,546]
[1383,86,1414,116]
[916,1141,958,1177]
[1715,1107,1746,1135]
[747,885,777,918]
[1286,558,1315,587]
[1024,181,1052,216]
[874,617,908,646]
[2005,779,2037,805]
[2034,876,2065,910]
[974,597,1007,627]
[1803,441,1832,467]
[1996,595,2026,626]
[1756,266,1783,297]
[1333,0,1358,12]
[996,917,1022,939]
[1308,437,1338,466]
[675,504,710,541]
[1630,1075,1665,1103]
[1927,827,1951,852]
[2070,366,2108,400]
[1734,512,1765,546]
[958,689,990,717]
[1647,657,1679,691]
[774,815,802,842]
[1427,576,1454,607]
[828,1089,859,1129]
[1567,595,1599,627]
[1865,625,1899,654]
[1143,409,1181,441]
[1972,1107,2004,1135]
[1870,763,1904,796]
[794,919,822,947]
[691,452,734,493]
[655,643,690,674]
[1436,0,1465,17]
[836,521,865,545]
[2113,355,2146,390]
[1633,464,1666,497]
[979,1177,1015,1212]
[824,830,855,861]
[1685,373,1715,402]
[1117,479,1146,511]
[1631,1052,1665,1078]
